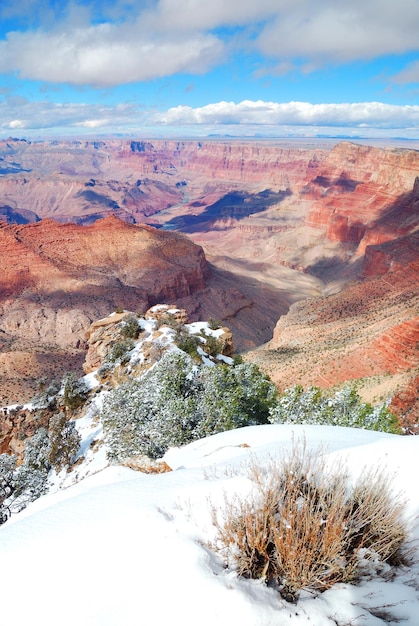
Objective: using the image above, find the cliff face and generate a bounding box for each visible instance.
[0,139,327,225]
[0,216,210,403]
[1,138,418,419]
[0,215,209,338]
[304,143,419,253]
[247,235,418,427]
[0,214,294,404]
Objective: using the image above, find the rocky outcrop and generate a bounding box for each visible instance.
[361,232,419,277]
[0,405,50,457]
[0,217,211,403]
[0,215,209,345]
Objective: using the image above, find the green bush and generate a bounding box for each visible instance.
[121,315,141,339]
[62,372,89,412]
[24,414,81,472]
[200,332,223,358]
[269,384,400,434]
[102,352,277,461]
[107,339,135,364]
[207,317,222,330]
[175,329,201,359]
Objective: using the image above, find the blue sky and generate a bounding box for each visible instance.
[0,0,419,138]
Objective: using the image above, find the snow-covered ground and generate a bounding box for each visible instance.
[0,424,418,626]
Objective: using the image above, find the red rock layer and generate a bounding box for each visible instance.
[0,215,210,403]
[246,242,418,425]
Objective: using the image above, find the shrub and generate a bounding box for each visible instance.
[102,352,277,461]
[0,453,47,524]
[175,329,201,359]
[31,378,60,409]
[207,317,222,330]
[211,442,407,603]
[269,384,400,434]
[194,363,277,439]
[107,339,135,364]
[62,372,89,412]
[121,315,141,339]
[200,332,223,358]
[24,427,51,471]
[102,351,199,460]
[47,413,82,471]
[24,414,81,472]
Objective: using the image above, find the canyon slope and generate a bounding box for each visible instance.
[0,138,418,424]
[0,215,290,403]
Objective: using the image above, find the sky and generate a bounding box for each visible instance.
[0,0,419,138]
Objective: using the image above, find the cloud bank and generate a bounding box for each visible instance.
[2,98,418,138]
[155,101,419,130]
[0,0,418,86]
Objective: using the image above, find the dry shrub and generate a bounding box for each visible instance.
[212,440,407,603]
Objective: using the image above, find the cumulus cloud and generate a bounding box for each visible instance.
[155,100,419,129]
[0,98,143,133]
[0,25,223,87]
[1,97,419,138]
[0,0,418,87]
[255,1,419,63]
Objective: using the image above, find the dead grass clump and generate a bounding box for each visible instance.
[211,441,407,603]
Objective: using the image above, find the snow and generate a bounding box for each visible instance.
[0,425,418,626]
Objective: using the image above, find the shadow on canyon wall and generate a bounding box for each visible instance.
[160,189,292,233]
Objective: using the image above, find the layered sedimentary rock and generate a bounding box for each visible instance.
[246,234,418,427]
[0,215,209,331]
[1,138,418,420]
[0,216,209,403]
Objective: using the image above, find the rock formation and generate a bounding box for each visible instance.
[0,138,417,423]
[0,216,208,403]
[246,236,418,428]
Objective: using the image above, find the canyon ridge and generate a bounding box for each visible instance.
[0,138,418,426]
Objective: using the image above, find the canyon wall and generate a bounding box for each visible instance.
[0,138,418,423]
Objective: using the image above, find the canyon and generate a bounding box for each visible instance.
[0,137,418,426]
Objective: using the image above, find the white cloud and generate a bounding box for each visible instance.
[0,0,418,87]
[155,100,419,129]
[256,1,419,63]
[0,23,224,87]
[8,119,25,128]
[0,99,143,133]
[1,98,419,138]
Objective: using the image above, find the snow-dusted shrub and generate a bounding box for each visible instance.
[24,427,51,471]
[207,317,222,330]
[212,442,407,603]
[24,414,81,472]
[106,340,135,364]
[199,332,223,358]
[120,315,141,339]
[31,378,60,409]
[269,384,400,434]
[102,352,277,461]
[62,372,89,412]
[194,363,277,439]
[174,328,201,359]
[102,351,199,460]
[47,413,81,471]
[0,454,47,524]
